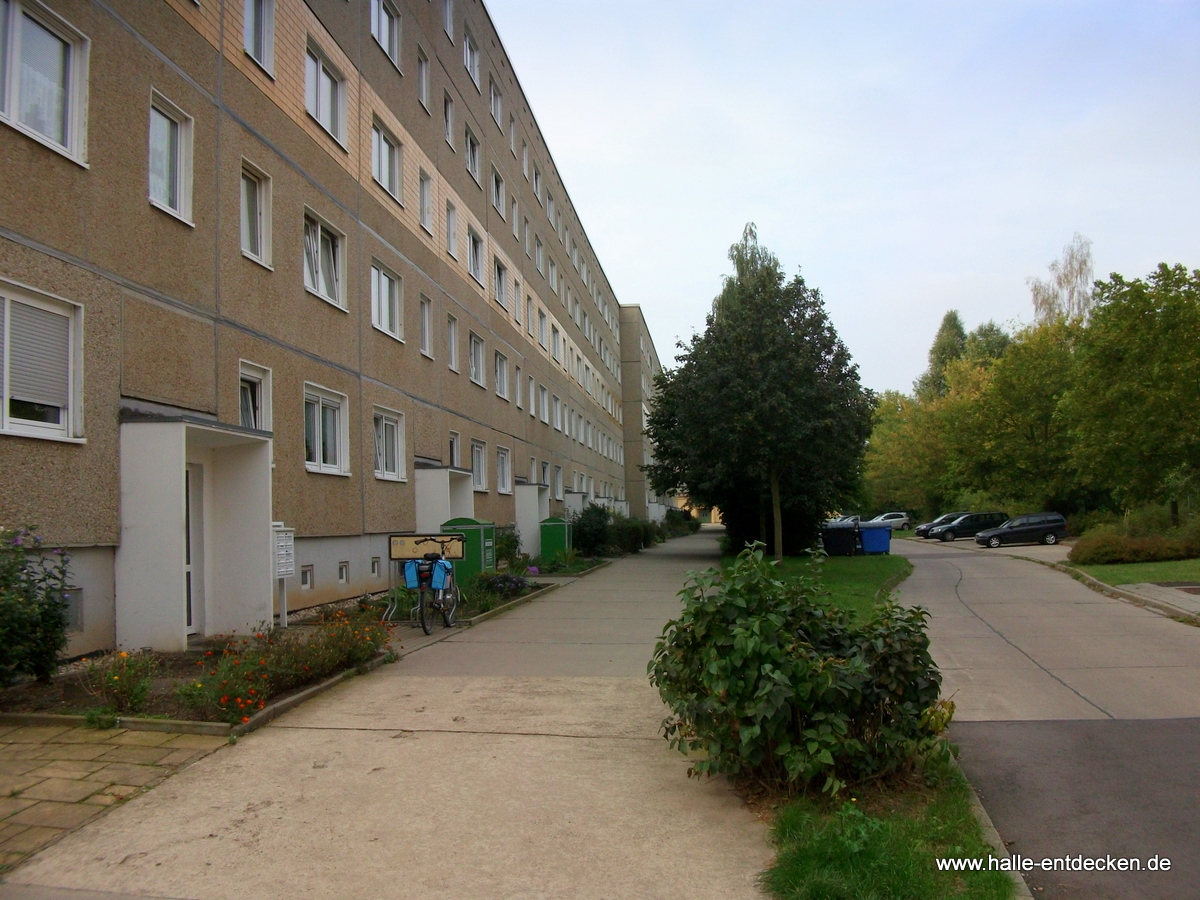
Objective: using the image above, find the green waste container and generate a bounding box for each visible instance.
[539,517,573,562]
[441,517,496,584]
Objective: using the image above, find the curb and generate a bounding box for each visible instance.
[0,711,230,736]
[459,582,561,627]
[874,562,914,601]
[956,757,1036,900]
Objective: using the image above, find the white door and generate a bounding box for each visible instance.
[185,464,205,635]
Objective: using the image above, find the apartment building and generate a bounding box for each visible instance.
[619,305,667,521]
[0,0,657,653]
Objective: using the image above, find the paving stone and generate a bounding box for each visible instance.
[0,774,45,795]
[0,823,27,841]
[25,759,108,779]
[36,743,108,761]
[49,727,125,745]
[7,801,102,830]
[0,825,62,854]
[83,791,122,806]
[158,748,200,766]
[86,763,165,787]
[106,730,174,747]
[18,777,103,803]
[161,733,227,751]
[0,759,41,777]
[0,797,38,819]
[96,784,141,801]
[0,726,17,739]
[0,745,47,760]
[94,746,173,765]
[0,849,24,867]
[0,727,71,744]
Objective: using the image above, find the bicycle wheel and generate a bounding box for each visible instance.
[418,588,435,635]
[441,583,460,628]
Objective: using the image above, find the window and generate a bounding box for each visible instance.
[551,325,560,360]
[535,237,544,273]
[445,201,458,257]
[370,263,401,338]
[464,127,480,181]
[443,0,453,39]
[370,0,399,64]
[514,282,522,323]
[533,165,542,200]
[525,297,533,335]
[538,385,549,423]
[494,352,508,398]
[418,169,433,232]
[0,2,88,161]
[303,384,348,475]
[552,395,561,430]
[491,168,504,215]
[448,431,460,467]
[494,258,507,309]
[446,315,458,370]
[148,93,193,222]
[521,142,528,177]
[419,296,432,356]
[514,366,522,408]
[300,565,314,589]
[238,361,271,431]
[416,49,428,107]
[548,259,558,294]
[0,289,80,439]
[468,333,484,386]
[470,440,486,490]
[373,408,404,481]
[547,191,555,223]
[511,199,519,238]
[509,114,516,154]
[303,212,343,306]
[240,161,271,265]
[554,466,563,500]
[371,122,401,199]
[463,31,479,85]
[527,375,535,417]
[523,218,530,256]
[338,562,349,584]
[371,557,381,577]
[489,77,501,125]
[244,0,275,72]
[443,93,454,146]
[540,461,549,487]
[496,447,511,494]
[537,309,547,347]
[467,228,483,283]
[305,46,343,141]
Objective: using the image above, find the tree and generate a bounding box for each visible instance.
[645,226,873,559]
[1066,264,1200,511]
[914,311,966,400]
[963,321,1010,363]
[1028,233,1094,322]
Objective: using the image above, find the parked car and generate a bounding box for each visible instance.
[823,515,860,528]
[928,511,1009,542]
[867,511,911,531]
[915,512,969,538]
[975,513,1068,548]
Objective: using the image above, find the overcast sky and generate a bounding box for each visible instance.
[484,1,1200,394]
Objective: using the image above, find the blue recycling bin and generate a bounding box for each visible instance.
[859,522,892,554]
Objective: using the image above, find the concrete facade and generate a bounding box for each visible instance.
[0,0,661,651]
[619,304,662,520]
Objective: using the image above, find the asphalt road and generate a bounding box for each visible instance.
[895,538,1200,900]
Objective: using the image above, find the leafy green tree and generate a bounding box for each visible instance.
[914,311,966,400]
[1066,264,1200,509]
[963,321,1010,363]
[645,226,873,559]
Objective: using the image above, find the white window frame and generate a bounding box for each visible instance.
[494,351,508,399]
[240,159,272,267]
[448,430,460,467]
[489,77,501,125]
[0,284,83,442]
[305,44,345,143]
[522,141,528,177]
[525,297,533,336]
[527,374,535,417]
[464,126,480,182]
[148,91,194,225]
[468,333,485,387]
[554,465,563,501]
[443,0,453,40]
[552,394,561,431]
[511,198,519,238]
[446,314,459,371]
[493,258,507,309]
[373,406,406,482]
[514,365,522,409]
[416,48,429,109]
[370,0,400,67]
[303,382,349,476]
[338,561,349,584]
[491,167,505,216]
[243,0,275,74]
[533,165,542,201]
[496,447,511,495]
[445,201,458,258]
[443,92,454,147]
[537,309,547,348]
[370,262,402,341]
[0,1,90,164]
[303,209,345,308]
[538,385,549,424]
[238,360,271,432]
[371,120,401,201]
[463,30,479,86]
[509,114,516,154]
[548,259,558,295]
[470,439,487,491]
[535,237,544,273]
[300,565,314,589]
[418,169,433,233]
[419,295,432,357]
[467,228,483,283]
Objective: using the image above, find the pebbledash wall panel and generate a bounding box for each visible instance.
[0,0,662,652]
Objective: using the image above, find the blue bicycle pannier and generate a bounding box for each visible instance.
[403,559,420,589]
[431,559,453,590]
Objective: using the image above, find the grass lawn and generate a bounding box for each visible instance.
[725,553,913,619]
[1071,557,1200,586]
[764,759,1014,900]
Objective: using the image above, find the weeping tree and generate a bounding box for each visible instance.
[1029,233,1095,322]
[645,226,873,559]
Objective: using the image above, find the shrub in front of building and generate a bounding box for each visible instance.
[0,527,70,686]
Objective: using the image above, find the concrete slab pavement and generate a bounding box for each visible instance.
[3,529,770,900]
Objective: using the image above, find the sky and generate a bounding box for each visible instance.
[482,0,1200,394]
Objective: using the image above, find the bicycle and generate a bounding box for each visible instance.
[410,552,460,635]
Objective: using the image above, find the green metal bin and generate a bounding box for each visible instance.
[539,517,573,562]
[441,517,496,584]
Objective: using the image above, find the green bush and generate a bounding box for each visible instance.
[1068,529,1191,565]
[607,512,645,554]
[572,504,612,556]
[0,526,71,685]
[663,507,702,537]
[494,524,522,567]
[649,544,949,794]
[81,650,160,714]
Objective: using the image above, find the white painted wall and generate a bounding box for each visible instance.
[514,483,550,558]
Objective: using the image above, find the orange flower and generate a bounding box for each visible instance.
[220,695,229,703]
[241,716,250,723]
[119,651,128,658]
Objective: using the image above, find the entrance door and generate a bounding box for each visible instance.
[185,464,205,635]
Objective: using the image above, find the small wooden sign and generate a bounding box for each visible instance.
[389,533,466,560]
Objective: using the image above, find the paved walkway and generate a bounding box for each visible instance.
[895,539,1200,899]
[2,529,769,900]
